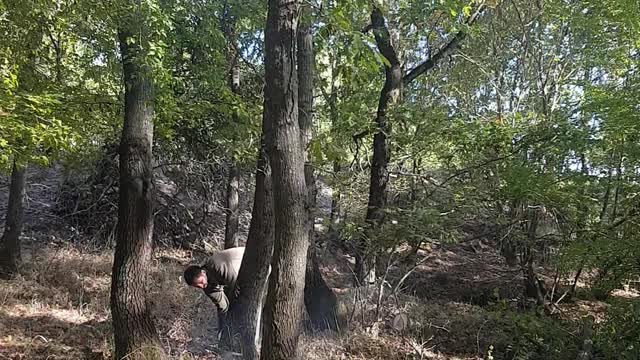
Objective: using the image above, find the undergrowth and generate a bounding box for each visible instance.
[1,241,638,360]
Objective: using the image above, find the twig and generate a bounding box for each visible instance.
[407,336,435,360]
[375,252,396,320]
[477,319,488,355]
[391,255,432,297]
[428,321,450,333]
[60,180,114,219]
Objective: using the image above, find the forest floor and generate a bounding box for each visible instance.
[0,168,636,360]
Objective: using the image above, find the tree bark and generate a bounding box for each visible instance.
[224,164,240,249]
[576,316,594,360]
[260,0,309,358]
[522,208,545,304]
[222,143,274,359]
[298,19,342,332]
[110,28,164,360]
[329,162,342,233]
[0,162,27,275]
[328,80,342,236]
[501,201,519,267]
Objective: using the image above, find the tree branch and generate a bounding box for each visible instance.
[371,6,401,68]
[402,3,486,86]
[425,133,554,197]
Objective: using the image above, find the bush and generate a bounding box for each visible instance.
[595,299,640,359]
[405,302,579,360]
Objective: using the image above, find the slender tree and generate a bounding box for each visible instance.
[222,3,241,249]
[260,0,309,357]
[356,4,486,284]
[110,19,164,360]
[225,165,240,249]
[0,161,27,275]
[298,13,342,332]
[221,117,274,359]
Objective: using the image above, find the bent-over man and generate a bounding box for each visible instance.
[183,246,244,337]
[183,246,270,341]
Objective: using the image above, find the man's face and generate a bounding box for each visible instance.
[192,271,208,289]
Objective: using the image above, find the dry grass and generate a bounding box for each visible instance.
[0,244,219,360]
[0,245,112,359]
[0,242,492,360]
[0,239,612,360]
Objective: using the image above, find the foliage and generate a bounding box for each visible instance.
[0,0,121,172]
[405,301,579,360]
[494,311,578,360]
[0,89,79,169]
[595,299,640,359]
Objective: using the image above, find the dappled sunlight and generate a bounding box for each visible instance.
[0,306,110,359]
[0,239,583,360]
[611,288,640,299]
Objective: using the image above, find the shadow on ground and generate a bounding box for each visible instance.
[398,243,523,305]
[0,310,110,360]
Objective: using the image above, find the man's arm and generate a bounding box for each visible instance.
[204,286,230,337]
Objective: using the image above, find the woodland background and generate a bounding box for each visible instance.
[1,0,639,359]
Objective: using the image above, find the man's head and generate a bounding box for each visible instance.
[184,265,208,289]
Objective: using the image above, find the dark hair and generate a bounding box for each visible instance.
[183,265,203,285]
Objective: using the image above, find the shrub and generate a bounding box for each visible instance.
[595,299,640,359]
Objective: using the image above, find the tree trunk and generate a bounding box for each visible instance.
[612,155,623,220]
[357,7,403,285]
[524,261,546,305]
[222,144,274,359]
[522,208,545,304]
[576,316,594,360]
[297,19,342,332]
[328,93,342,237]
[329,162,342,233]
[224,164,240,249]
[0,162,27,275]
[354,4,483,284]
[110,29,164,360]
[501,240,518,267]
[501,200,519,267]
[224,25,241,249]
[260,0,309,358]
[305,241,343,331]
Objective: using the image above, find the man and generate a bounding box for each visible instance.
[184,246,270,341]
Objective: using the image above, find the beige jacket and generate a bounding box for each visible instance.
[202,246,245,315]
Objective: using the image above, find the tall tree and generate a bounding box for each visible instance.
[222,2,241,249]
[298,11,342,332]
[260,0,309,357]
[0,162,26,275]
[221,119,274,359]
[355,3,485,283]
[0,0,88,275]
[110,12,165,359]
